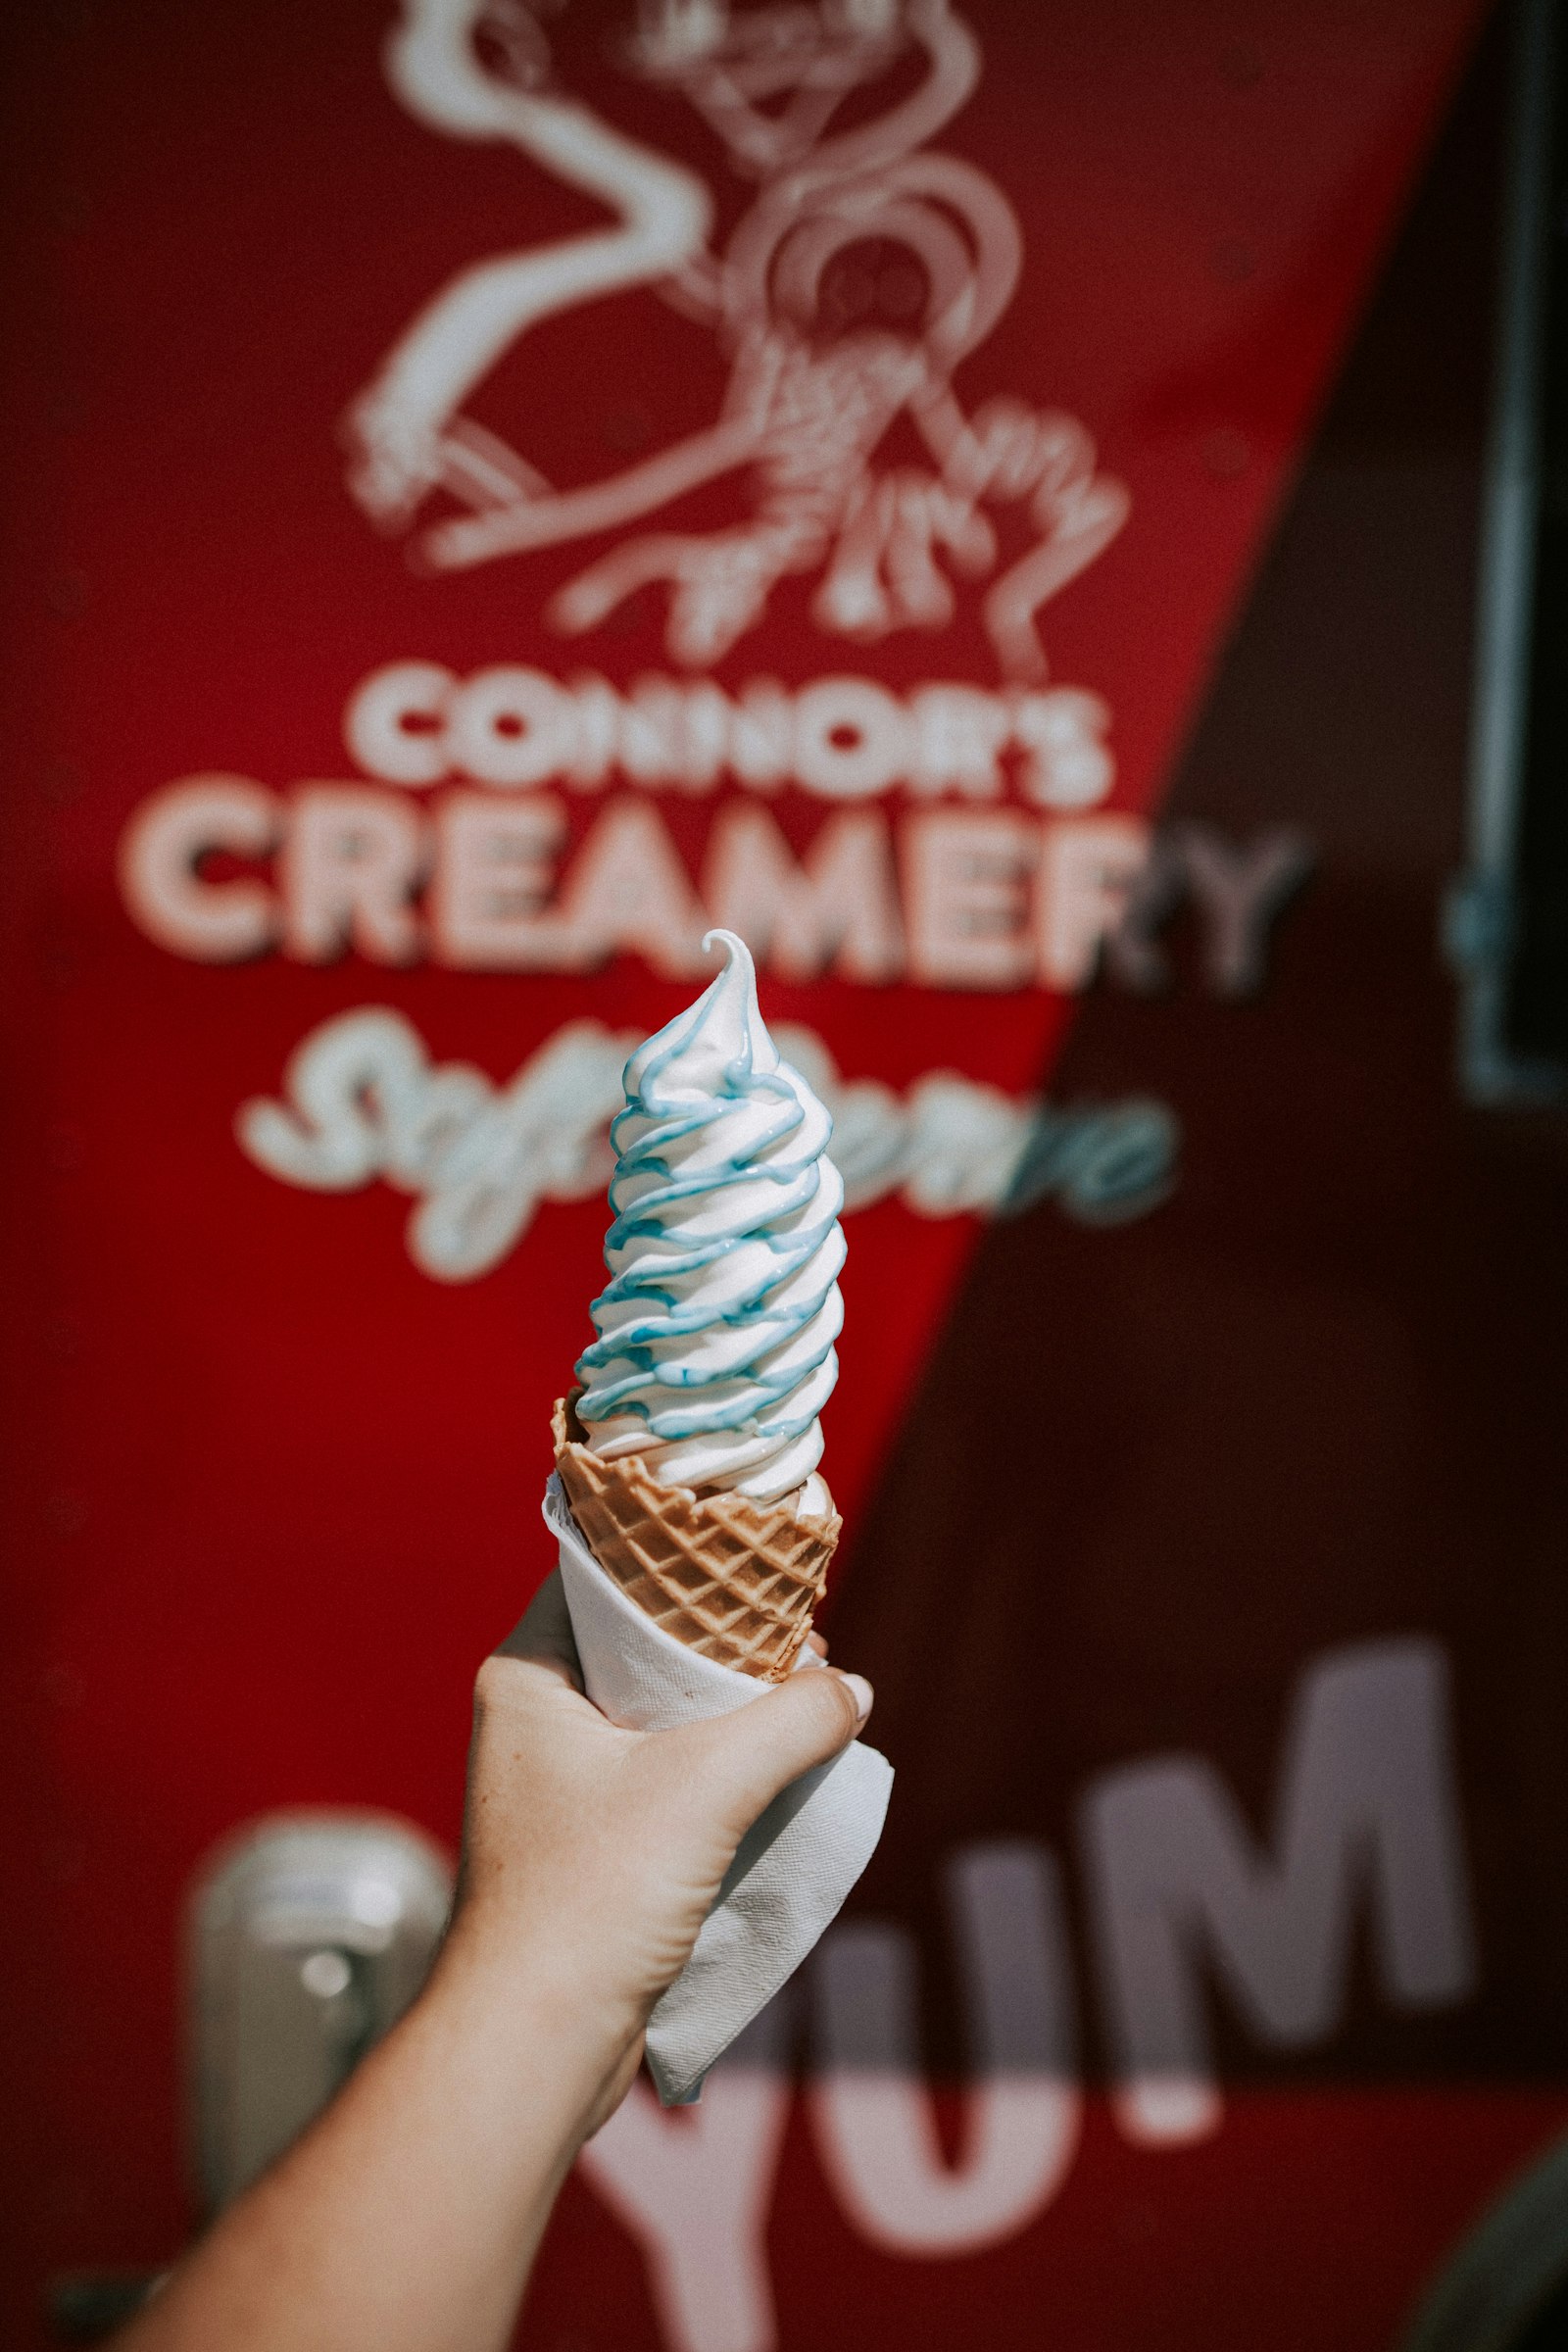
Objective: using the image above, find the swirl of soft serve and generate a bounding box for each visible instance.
[574,929,845,1517]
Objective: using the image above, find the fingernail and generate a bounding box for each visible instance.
[840,1672,873,1728]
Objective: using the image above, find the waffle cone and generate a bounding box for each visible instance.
[552,1393,839,1681]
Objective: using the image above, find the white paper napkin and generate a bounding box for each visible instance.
[543,1473,894,2105]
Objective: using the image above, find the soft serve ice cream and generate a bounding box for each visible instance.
[552,929,846,1677]
[573,928,844,1521]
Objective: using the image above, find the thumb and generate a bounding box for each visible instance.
[683,1668,872,1838]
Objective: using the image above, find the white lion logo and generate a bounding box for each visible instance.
[344,0,1128,679]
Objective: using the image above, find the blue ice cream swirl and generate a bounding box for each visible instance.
[574,929,845,1512]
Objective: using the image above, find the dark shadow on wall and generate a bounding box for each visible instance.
[830,2,1568,2089]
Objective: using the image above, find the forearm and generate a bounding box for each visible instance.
[113,1587,866,2352]
[119,1929,631,2352]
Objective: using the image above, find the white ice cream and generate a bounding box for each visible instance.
[573,930,844,1513]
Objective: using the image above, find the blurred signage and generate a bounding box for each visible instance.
[579,1636,1475,2352]
[3,3,1510,2349]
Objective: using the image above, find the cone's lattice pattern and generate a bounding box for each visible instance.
[553,1395,839,1681]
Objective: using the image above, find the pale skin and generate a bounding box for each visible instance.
[117,1574,870,2352]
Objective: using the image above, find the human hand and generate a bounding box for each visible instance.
[110,1576,867,2352]
[439,1573,871,2138]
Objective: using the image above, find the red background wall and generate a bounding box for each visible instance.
[8,4,1567,2346]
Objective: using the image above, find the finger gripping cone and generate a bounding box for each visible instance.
[552,1393,840,1681]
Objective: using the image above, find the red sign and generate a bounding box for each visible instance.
[10,3,1551,2347]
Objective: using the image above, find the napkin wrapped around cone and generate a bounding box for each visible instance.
[543,1471,893,2104]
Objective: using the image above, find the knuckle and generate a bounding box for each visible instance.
[797,1669,857,1743]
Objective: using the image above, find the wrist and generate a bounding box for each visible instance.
[428,1912,643,2142]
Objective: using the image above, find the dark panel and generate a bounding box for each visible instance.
[832,0,1568,2087]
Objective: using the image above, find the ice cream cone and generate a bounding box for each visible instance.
[552,1392,840,1681]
